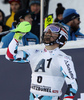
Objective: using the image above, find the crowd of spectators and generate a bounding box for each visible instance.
[0,0,40,48]
[0,0,84,48]
[1,8,39,48]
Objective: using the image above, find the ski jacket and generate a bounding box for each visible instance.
[6,38,78,100]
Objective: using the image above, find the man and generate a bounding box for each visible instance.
[62,8,84,41]
[1,9,39,48]
[5,0,21,28]
[29,0,40,39]
[6,22,78,100]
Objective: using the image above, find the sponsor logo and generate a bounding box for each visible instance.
[31,84,51,93]
[52,90,58,93]
[64,60,74,79]
[31,84,60,94]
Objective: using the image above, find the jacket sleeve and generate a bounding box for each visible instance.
[59,56,78,100]
[1,32,14,48]
[6,38,30,63]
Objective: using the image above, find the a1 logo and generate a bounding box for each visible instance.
[78,93,84,100]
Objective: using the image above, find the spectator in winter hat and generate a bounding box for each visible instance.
[62,8,84,41]
[14,8,33,27]
[1,9,39,48]
[54,3,65,22]
[29,0,40,14]
[29,0,40,39]
[5,0,22,28]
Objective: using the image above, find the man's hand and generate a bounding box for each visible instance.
[14,32,26,41]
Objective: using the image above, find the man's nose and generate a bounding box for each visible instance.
[46,32,52,35]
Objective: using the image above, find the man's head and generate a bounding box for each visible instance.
[42,23,68,48]
[63,9,80,31]
[29,0,40,14]
[14,9,33,25]
[8,0,21,13]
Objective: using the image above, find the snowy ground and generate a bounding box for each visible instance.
[0,0,84,34]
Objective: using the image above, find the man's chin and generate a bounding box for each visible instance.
[44,41,50,44]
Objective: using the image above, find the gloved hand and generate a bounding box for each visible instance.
[13,21,31,41]
[14,32,26,41]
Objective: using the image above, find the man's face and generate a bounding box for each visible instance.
[24,14,33,25]
[44,29,59,44]
[30,4,40,14]
[10,2,20,13]
[71,17,81,31]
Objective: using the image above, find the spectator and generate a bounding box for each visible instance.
[29,0,40,39]
[0,9,10,41]
[62,8,84,41]
[5,0,21,28]
[1,9,39,48]
[54,3,65,22]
